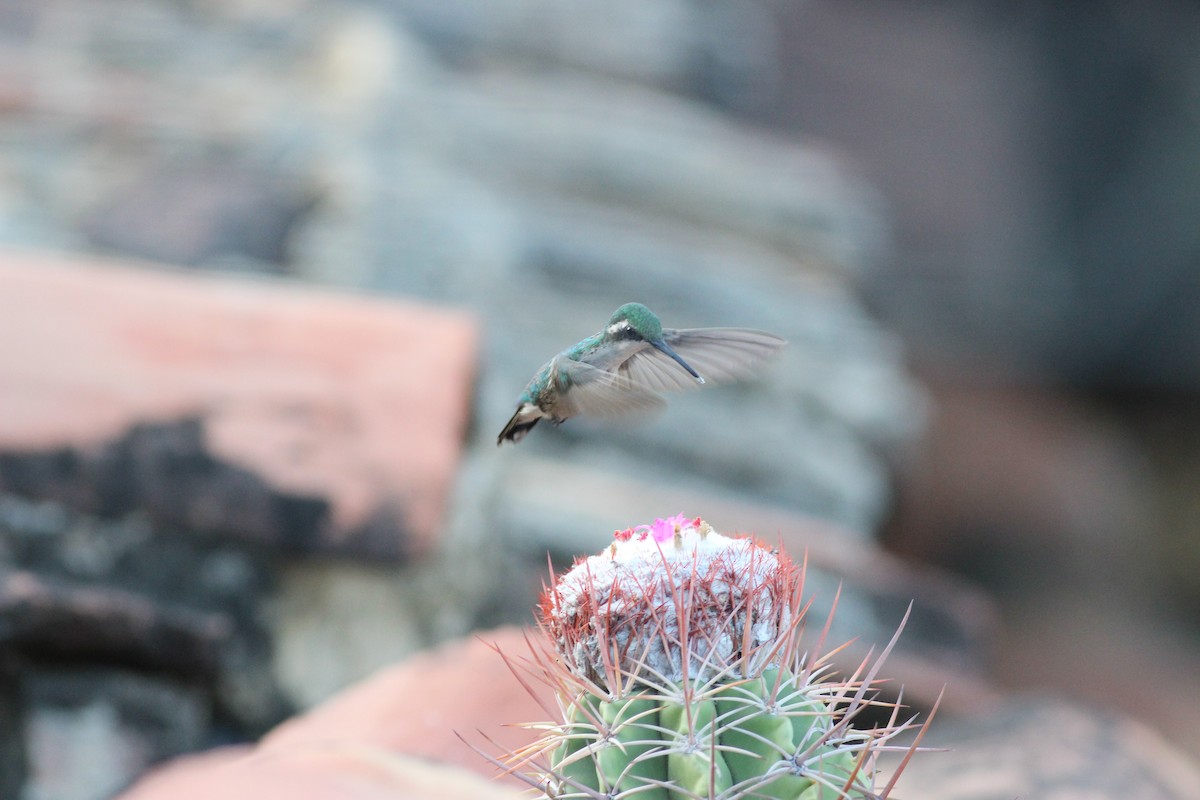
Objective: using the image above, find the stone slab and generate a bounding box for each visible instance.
[261,627,545,770]
[116,629,540,800]
[116,747,526,800]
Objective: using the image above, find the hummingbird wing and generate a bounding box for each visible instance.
[555,358,667,418]
[619,328,787,392]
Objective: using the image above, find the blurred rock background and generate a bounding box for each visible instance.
[0,1,1197,798]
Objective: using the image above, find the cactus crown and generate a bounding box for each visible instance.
[544,514,789,693]
[485,516,935,800]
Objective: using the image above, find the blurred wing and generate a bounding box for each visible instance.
[556,358,667,418]
[620,328,786,392]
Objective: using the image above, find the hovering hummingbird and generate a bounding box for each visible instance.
[497,302,786,444]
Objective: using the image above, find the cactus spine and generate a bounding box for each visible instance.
[497,515,931,800]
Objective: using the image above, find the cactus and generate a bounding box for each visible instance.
[488,515,934,800]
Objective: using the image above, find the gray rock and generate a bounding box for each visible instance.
[379,0,780,109]
[270,560,427,708]
[22,670,208,800]
[82,159,315,269]
[0,493,290,734]
[0,667,24,800]
[0,566,231,679]
[438,74,887,274]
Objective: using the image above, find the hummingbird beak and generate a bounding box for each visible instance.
[651,339,705,384]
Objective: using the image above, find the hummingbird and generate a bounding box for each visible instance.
[497,302,786,444]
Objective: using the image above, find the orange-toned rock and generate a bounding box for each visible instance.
[117,746,526,800]
[0,251,478,559]
[116,628,542,800]
[262,626,546,772]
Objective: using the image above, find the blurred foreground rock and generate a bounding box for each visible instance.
[118,628,1200,800]
[117,748,526,800]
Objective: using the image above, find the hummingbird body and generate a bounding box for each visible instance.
[498,303,785,444]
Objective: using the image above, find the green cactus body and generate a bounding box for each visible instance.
[523,516,930,800]
[659,696,734,799]
[801,749,861,800]
[763,667,833,756]
[548,671,861,800]
[550,698,601,794]
[714,676,813,799]
[596,696,669,799]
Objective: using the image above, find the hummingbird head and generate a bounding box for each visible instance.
[607,302,663,342]
[606,302,704,383]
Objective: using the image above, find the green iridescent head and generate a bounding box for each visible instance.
[608,302,663,341]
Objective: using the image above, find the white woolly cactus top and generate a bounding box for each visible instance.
[542,514,797,692]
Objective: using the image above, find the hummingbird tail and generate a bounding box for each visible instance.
[498,404,542,445]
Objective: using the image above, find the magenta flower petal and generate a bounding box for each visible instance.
[648,518,674,542]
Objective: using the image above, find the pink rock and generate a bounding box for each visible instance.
[117,628,543,799]
[0,251,478,559]
[261,627,547,771]
[117,745,526,800]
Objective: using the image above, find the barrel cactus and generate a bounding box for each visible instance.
[492,515,933,799]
